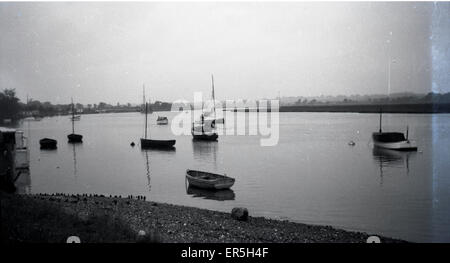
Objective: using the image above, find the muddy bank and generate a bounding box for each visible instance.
[1,193,406,243]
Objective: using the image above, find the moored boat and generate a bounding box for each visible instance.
[372,110,417,151]
[191,129,218,141]
[141,138,175,149]
[156,116,168,125]
[372,132,417,151]
[67,98,83,143]
[70,115,81,121]
[68,133,83,143]
[39,138,57,150]
[140,91,176,149]
[186,169,235,190]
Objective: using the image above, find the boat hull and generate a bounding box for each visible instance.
[156,119,168,125]
[141,138,176,149]
[39,138,57,150]
[68,133,83,143]
[373,140,417,151]
[214,118,224,124]
[192,132,218,141]
[186,169,235,190]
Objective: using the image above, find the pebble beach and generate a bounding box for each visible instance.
[1,192,406,243]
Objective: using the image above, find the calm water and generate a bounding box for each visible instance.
[15,112,450,242]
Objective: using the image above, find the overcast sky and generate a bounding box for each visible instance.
[0,2,448,105]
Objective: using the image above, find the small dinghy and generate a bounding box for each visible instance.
[40,138,57,150]
[156,116,168,125]
[186,169,235,190]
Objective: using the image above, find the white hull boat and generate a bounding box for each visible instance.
[373,139,417,151]
[372,110,417,151]
[156,116,168,125]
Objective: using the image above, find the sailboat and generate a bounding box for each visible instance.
[372,109,417,151]
[67,98,83,143]
[191,75,219,141]
[140,85,153,114]
[141,102,176,149]
[203,75,224,124]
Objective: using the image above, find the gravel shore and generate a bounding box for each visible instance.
[1,193,406,243]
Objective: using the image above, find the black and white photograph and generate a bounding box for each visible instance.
[1,0,449,249]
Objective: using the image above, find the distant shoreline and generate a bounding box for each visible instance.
[279,103,450,114]
[1,193,407,243]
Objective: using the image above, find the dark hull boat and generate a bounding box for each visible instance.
[39,138,57,150]
[192,118,218,141]
[68,133,83,143]
[191,131,218,141]
[186,169,235,190]
[191,75,219,141]
[372,132,417,151]
[140,138,176,149]
[372,110,417,151]
[68,98,83,144]
[140,97,176,149]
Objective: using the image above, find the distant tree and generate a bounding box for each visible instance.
[98,102,107,109]
[0,89,21,121]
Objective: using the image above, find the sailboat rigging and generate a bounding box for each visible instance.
[140,87,176,149]
[191,76,219,141]
[372,109,417,151]
[67,98,83,143]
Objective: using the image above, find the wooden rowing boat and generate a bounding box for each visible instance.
[186,169,235,190]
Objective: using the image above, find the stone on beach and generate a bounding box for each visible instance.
[231,207,249,221]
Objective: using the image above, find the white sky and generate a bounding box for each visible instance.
[0,2,448,104]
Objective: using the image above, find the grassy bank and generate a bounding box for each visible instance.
[1,193,405,243]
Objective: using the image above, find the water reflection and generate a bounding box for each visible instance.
[141,147,176,191]
[186,186,235,201]
[142,150,151,191]
[192,141,218,168]
[71,143,79,177]
[372,147,415,184]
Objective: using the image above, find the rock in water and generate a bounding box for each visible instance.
[231,207,249,221]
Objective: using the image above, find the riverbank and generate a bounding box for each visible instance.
[279,103,450,113]
[1,193,406,243]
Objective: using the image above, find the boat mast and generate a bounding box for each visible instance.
[143,84,146,112]
[211,74,216,120]
[379,108,382,133]
[71,98,75,134]
[201,100,204,133]
[144,102,148,139]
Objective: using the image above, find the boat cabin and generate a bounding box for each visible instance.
[372,132,406,143]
